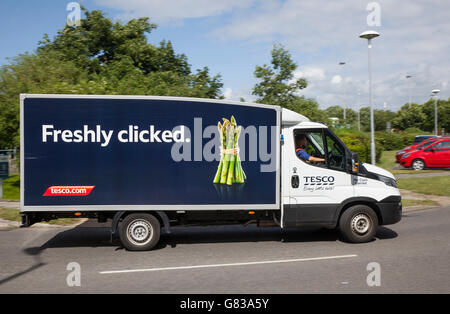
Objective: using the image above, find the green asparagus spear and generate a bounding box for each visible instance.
[221,125,234,184]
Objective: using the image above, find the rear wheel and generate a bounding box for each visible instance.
[119,213,160,251]
[339,205,378,243]
[411,159,425,170]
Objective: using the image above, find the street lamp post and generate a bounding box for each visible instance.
[432,89,440,135]
[360,30,380,165]
[357,92,361,131]
[406,75,412,108]
[339,62,347,126]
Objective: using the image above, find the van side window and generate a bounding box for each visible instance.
[293,130,326,167]
[324,131,346,172]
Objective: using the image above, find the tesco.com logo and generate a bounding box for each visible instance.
[43,186,95,197]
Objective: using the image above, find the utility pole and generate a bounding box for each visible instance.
[432,89,440,135]
[339,62,347,126]
[406,75,412,108]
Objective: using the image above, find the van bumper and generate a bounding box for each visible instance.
[378,196,402,225]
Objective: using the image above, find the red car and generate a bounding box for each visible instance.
[400,139,450,170]
[396,137,440,162]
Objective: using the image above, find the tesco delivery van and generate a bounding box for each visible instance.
[20,94,402,250]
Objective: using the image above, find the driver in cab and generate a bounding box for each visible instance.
[295,134,325,163]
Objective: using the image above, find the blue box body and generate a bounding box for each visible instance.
[22,96,279,209]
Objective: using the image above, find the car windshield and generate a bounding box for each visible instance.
[417,139,438,150]
[414,136,435,143]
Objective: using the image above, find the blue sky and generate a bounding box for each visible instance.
[1,0,449,111]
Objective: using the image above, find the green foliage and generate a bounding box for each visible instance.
[253,44,307,108]
[392,99,450,133]
[334,129,383,163]
[375,132,404,151]
[357,107,396,132]
[0,9,223,149]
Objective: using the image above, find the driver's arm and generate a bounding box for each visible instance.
[309,156,325,162]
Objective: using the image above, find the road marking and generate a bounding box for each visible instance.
[99,254,358,275]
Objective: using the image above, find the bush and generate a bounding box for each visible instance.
[376,129,433,151]
[376,132,404,151]
[334,129,383,163]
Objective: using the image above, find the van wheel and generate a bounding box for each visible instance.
[412,159,425,170]
[339,205,378,243]
[119,213,160,251]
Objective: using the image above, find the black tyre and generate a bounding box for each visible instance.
[339,205,378,243]
[411,159,425,170]
[119,213,160,251]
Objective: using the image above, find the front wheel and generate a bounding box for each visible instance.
[411,159,425,170]
[339,205,378,243]
[119,213,161,251]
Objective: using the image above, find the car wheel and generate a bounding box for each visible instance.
[119,213,161,251]
[412,159,425,171]
[339,205,378,243]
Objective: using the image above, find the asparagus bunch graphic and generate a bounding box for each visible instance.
[213,116,246,185]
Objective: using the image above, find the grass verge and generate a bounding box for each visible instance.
[0,207,21,222]
[377,150,397,170]
[402,199,439,207]
[397,176,450,196]
[0,207,81,226]
[1,175,20,200]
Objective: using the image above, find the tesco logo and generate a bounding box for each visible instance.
[303,176,335,183]
[43,186,95,197]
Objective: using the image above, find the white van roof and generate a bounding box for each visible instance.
[281,108,310,125]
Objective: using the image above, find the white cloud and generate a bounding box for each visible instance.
[223,87,233,99]
[96,0,450,110]
[210,0,450,109]
[294,67,326,81]
[94,0,255,23]
[331,75,342,85]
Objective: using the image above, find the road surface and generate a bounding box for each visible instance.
[0,206,449,293]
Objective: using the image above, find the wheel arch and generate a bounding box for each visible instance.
[335,197,383,226]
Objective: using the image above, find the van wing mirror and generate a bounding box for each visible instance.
[351,152,359,174]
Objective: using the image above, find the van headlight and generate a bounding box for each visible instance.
[377,175,397,188]
[397,150,405,155]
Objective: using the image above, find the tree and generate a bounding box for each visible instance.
[252,44,330,123]
[421,98,450,133]
[324,106,357,127]
[252,44,307,108]
[392,104,427,131]
[0,8,223,149]
[356,107,396,132]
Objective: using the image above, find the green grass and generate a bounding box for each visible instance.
[377,150,397,170]
[397,176,450,196]
[1,175,20,200]
[0,207,21,222]
[0,207,82,225]
[402,199,439,207]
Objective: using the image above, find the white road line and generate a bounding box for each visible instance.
[99,254,358,275]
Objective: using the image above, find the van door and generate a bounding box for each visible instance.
[283,127,354,227]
